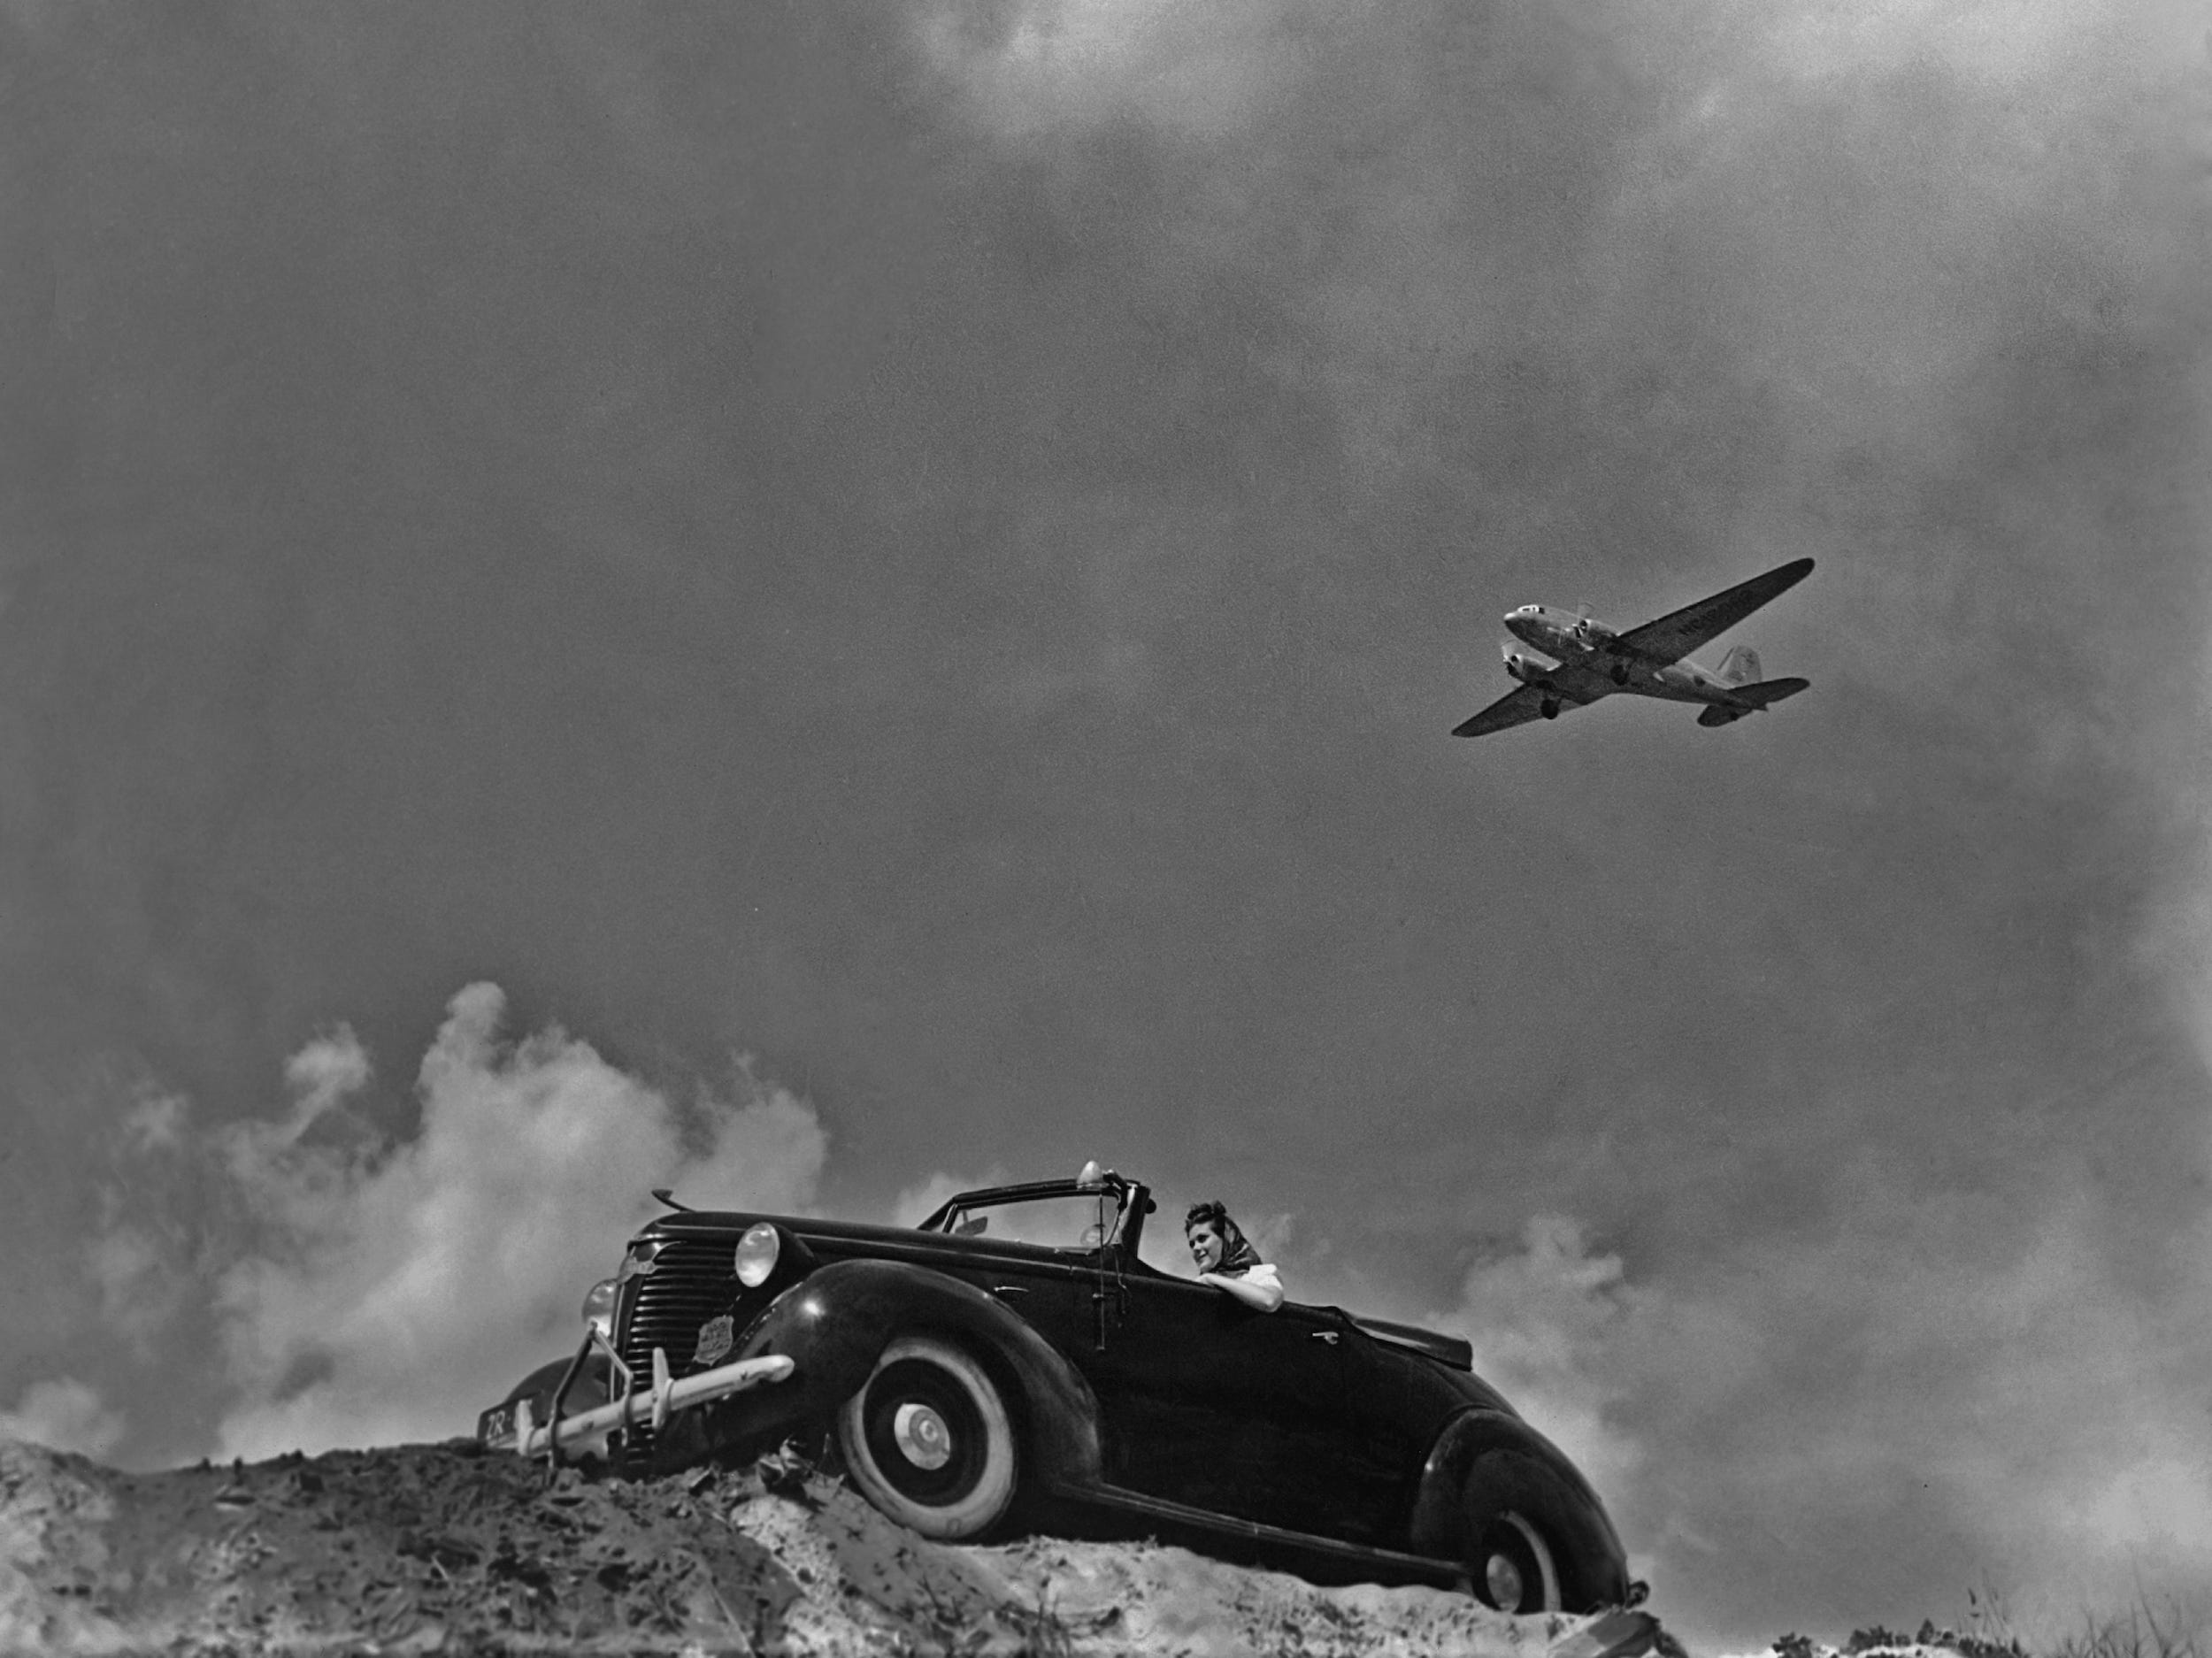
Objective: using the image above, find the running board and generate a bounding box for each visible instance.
[1056,1481,1467,1590]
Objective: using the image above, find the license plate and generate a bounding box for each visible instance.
[476,1401,518,1446]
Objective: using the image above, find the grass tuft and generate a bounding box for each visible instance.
[2046,1600,2203,1658]
[1770,1589,2205,1658]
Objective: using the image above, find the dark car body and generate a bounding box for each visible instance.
[490,1170,1633,1612]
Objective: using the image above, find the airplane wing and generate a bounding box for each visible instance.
[1615,557,1815,667]
[1452,684,1553,738]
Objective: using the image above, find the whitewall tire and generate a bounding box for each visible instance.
[836,1335,1018,1539]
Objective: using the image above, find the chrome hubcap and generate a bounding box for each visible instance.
[1486,1553,1525,1609]
[891,1401,952,1470]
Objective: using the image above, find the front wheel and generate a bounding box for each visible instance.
[837,1335,1018,1539]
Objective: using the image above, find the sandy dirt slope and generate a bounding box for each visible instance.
[0,1437,1671,1656]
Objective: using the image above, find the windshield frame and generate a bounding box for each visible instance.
[916,1176,1152,1257]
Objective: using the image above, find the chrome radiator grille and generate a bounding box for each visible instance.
[616,1237,735,1459]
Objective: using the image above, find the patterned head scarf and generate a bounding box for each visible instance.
[1184,1200,1263,1277]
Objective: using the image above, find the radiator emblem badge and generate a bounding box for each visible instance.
[693,1315,734,1368]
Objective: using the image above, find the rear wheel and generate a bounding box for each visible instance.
[1471,1509,1561,1613]
[1463,1451,1602,1613]
[837,1336,1017,1539]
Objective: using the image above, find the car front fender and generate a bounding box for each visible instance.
[1407,1409,1631,1608]
[650,1258,1104,1489]
[503,1350,614,1417]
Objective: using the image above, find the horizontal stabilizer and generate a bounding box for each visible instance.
[1734,675,1808,708]
[1697,677,1809,727]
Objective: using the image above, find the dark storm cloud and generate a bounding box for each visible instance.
[1,1,2207,1646]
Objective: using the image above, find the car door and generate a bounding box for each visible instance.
[1087,1264,1370,1540]
[1323,1320,1444,1548]
[916,1191,1125,1360]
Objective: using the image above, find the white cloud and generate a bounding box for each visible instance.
[910,0,1309,142]
[0,1378,127,1459]
[209,982,827,1461]
[283,1026,372,1120]
[1747,0,2205,90]
[88,1224,180,1347]
[1433,1182,2212,1647]
[1755,0,2077,87]
[120,1088,188,1155]
[1427,1216,1649,1500]
[89,1089,204,1354]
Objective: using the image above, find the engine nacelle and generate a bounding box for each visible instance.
[1504,652,1546,685]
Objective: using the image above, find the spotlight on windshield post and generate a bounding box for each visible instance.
[1077,1159,1103,1187]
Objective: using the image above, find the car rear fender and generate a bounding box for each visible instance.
[1408,1409,1630,1605]
[680,1258,1105,1486]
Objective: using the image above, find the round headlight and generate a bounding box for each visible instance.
[734,1223,780,1288]
[581,1278,617,1339]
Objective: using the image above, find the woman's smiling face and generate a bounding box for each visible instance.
[1187,1222,1225,1271]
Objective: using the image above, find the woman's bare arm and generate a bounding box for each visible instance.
[1200,1263,1285,1313]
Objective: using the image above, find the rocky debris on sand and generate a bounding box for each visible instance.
[1750,1630,2038,1658]
[0,1436,1672,1656]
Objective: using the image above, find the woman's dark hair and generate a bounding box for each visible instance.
[1184,1200,1230,1235]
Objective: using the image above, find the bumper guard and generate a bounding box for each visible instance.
[488,1325,795,1466]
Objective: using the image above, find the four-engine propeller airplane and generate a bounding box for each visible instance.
[1453,557,1815,738]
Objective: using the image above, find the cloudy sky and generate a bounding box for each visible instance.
[3,2,2208,1648]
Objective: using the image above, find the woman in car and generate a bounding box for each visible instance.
[1184,1200,1285,1313]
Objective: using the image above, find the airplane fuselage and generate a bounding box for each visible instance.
[1502,606,1747,709]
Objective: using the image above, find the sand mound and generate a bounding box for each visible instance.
[0,1436,1671,1655]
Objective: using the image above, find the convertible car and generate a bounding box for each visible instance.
[478,1164,1637,1616]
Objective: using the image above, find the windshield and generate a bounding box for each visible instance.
[939,1190,1126,1251]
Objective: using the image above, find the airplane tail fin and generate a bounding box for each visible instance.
[1697,676,1809,726]
[1716,645,1762,687]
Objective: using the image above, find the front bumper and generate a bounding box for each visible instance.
[477,1325,794,1464]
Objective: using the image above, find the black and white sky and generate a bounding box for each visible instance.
[3,4,2208,1650]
